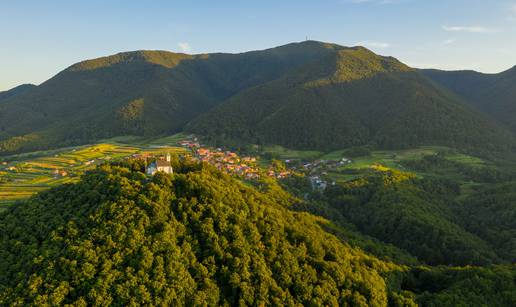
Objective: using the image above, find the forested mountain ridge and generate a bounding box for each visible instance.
[0,84,35,102]
[0,41,338,154]
[422,66,516,132]
[1,159,515,306]
[188,47,516,153]
[1,41,515,155]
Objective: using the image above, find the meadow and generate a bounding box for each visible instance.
[261,144,490,188]
[0,136,188,210]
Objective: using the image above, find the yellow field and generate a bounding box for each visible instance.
[0,141,188,209]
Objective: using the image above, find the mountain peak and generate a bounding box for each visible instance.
[273,40,370,53]
[67,50,193,72]
[0,83,36,101]
[295,40,343,49]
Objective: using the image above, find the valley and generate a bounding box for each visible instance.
[1,139,515,305]
[4,1,516,305]
[0,132,502,212]
[1,39,516,306]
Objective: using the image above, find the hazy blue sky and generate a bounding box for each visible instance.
[2,0,516,91]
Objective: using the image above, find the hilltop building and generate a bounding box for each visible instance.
[146,153,173,175]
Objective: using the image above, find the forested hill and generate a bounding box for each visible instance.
[0,159,404,305]
[1,41,515,155]
[0,41,339,154]
[187,47,516,153]
[422,66,516,133]
[1,159,515,306]
[0,84,35,102]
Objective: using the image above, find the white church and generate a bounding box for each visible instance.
[146,153,173,175]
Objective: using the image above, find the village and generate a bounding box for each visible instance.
[178,138,292,180]
[175,136,354,190]
[0,135,355,206]
[286,156,353,190]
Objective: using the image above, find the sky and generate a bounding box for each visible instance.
[1,0,516,91]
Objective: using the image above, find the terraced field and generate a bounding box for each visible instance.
[0,140,187,210]
[0,136,490,212]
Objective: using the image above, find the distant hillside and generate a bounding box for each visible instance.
[0,42,339,154]
[188,47,515,153]
[0,84,35,102]
[1,41,515,154]
[422,67,516,132]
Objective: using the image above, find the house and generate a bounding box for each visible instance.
[310,176,327,191]
[340,157,352,165]
[242,157,256,163]
[197,148,210,156]
[146,153,173,175]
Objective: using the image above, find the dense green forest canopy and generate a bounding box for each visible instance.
[1,41,515,155]
[0,84,35,102]
[422,67,516,133]
[187,48,516,154]
[1,159,515,306]
[284,153,516,267]
[0,42,340,154]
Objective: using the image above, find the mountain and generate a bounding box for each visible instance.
[422,66,516,132]
[0,42,339,154]
[1,159,515,305]
[1,41,515,155]
[187,45,515,153]
[0,84,36,102]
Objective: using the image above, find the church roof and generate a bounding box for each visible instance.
[153,160,171,167]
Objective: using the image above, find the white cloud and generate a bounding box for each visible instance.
[356,41,390,49]
[442,25,499,33]
[178,42,191,53]
[512,3,516,13]
[443,39,456,45]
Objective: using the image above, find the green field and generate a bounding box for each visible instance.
[263,145,485,168]
[262,145,323,160]
[99,132,189,146]
[261,145,490,187]
[0,139,492,211]
[0,137,188,209]
[265,145,457,164]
